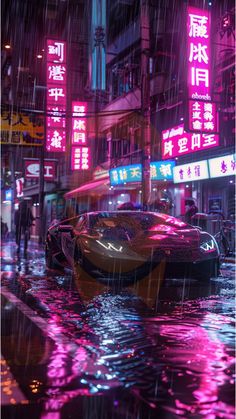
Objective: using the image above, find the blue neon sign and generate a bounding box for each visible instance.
[110,164,142,186]
[109,160,175,186]
[150,160,176,180]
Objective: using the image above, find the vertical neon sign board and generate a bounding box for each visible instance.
[71,146,90,170]
[46,40,67,152]
[71,102,90,170]
[187,7,219,134]
[72,102,88,145]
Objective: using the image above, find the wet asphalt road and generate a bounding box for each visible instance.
[1,240,235,419]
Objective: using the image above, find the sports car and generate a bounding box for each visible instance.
[45,210,220,283]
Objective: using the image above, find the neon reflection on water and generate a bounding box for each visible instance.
[160,311,235,418]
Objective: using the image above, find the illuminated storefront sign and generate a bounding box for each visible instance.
[46,39,67,152]
[173,154,236,183]
[188,100,218,133]
[71,102,90,170]
[187,7,211,100]
[173,160,209,183]
[150,160,175,180]
[1,111,44,146]
[24,159,58,181]
[208,154,236,178]
[71,146,90,170]
[110,161,175,186]
[72,102,87,145]
[110,164,142,185]
[186,7,219,134]
[162,124,219,159]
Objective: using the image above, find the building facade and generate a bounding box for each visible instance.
[1,0,235,238]
[66,0,235,222]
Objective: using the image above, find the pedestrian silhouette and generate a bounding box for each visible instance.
[185,199,198,224]
[15,200,35,254]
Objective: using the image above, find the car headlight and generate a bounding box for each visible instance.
[200,238,217,253]
[96,240,123,252]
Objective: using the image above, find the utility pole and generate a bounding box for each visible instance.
[10,146,16,236]
[140,0,151,210]
[38,144,45,244]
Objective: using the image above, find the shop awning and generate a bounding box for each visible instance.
[64,177,110,199]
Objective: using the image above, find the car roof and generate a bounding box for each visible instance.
[86,210,156,215]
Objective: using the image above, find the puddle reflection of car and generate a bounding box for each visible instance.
[45,211,220,284]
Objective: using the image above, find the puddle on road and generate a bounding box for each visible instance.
[1,241,235,418]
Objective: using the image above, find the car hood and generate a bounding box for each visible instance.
[79,227,201,260]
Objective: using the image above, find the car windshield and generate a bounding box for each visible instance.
[88,212,189,237]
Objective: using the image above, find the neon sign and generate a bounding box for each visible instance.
[150,160,175,180]
[187,7,211,100]
[109,161,175,185]
[72,102,87,145]
[173,154,236,183]
[162,124,219,159]
[71,102,90,170]
[46,39,67,152]
[173,160,209,183]
[71,146,90,170]
[186,7,219,134]
[208,154,236,178]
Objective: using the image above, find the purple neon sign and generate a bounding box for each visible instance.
[186,7,219,135]
[187,7,211,100]
[188,100,218,133]
[161,124,219,159]
[46,39,67,152]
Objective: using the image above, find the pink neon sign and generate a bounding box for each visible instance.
[71,146,90,170]
[46,40,66,63]
[46,39,67,152]
[188,100,218,133]
[187,7,211,100]
[72,102,87,145]
[46,129,66,152]
[46,106,66,129]
[186,7,219,135]
[161,124,219,159]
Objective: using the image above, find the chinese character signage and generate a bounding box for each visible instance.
[110,162,175,185]
[24,159,58,181]
[186,7,219,134]
[208,154,236,178]
[72,102,87,145]
[188,100,218,133]
[173,160,209,183]
[150,160,175,180]
[110,164,142,185]
[161,124,219,159]
[46,39,67,152]
[1,111,44,146]
[187,7,211,99]
[71,102,90,170]
[173,154,236,183]
[71,146,90,170]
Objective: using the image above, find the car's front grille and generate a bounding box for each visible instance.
[153,248,193,262]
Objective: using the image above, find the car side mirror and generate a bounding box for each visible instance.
[57,225,73,233]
